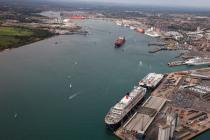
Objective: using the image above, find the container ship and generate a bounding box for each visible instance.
[104,86,147,130]
[185,57,210,66]
[115,36,125,48]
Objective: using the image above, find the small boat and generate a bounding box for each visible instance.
[124,24,129,27]
[116,21,122,26]
[129,26,136,30]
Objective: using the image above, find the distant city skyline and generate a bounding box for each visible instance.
[48,0,210,8]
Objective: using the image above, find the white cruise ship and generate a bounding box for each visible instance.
[145,27,160,37]
[185,57,210,66]
[104,86,146,130]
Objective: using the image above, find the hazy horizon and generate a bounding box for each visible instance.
[45,0,210,8]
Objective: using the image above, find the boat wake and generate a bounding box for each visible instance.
[68,92,80,100]
[139,61,143,66]
[14,113,18,118]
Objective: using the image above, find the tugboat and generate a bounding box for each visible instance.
[115,36,125,48]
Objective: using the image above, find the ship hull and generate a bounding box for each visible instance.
[115,43,123,48]
[115,40,125,48]
[105,121,121,131]
[186,62,210,66]
[114,37,125,48]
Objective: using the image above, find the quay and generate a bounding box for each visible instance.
[148,48,162,53]
[149,47,177,53]
[148,42,166,47]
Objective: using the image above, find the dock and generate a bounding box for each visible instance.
[111,68,210,140]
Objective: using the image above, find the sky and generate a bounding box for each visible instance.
[50,0,210,8]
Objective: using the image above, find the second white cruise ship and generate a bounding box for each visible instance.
[185,57,210,66]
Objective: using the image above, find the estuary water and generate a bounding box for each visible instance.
[0,19,200,140]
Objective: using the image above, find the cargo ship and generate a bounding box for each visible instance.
[115,36,125,48]
[185,57,210,66]
[104,86,147,130]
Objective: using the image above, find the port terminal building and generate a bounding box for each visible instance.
[120,96,167,139]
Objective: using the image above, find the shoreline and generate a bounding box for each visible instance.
[0,35,53,52]
[0,28,88,52]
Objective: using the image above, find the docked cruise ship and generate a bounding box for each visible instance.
[185,57,210,66]
[145,27,160,38]
[104,86,146,130]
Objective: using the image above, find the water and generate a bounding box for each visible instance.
[0,19,197,140]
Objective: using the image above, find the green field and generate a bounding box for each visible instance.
[0,27,33,36]
[0,36,19,48]
[0,26,53,50]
